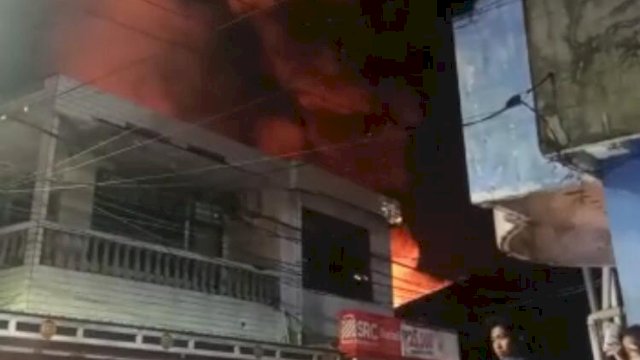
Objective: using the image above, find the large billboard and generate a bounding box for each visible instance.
[338,311,460,360]
[525,0,640,155]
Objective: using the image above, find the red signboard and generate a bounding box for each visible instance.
[338,311,461,360]
[338,311,402,359]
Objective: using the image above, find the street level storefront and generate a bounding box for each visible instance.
[0,312,340,360]
[338,311,460,360]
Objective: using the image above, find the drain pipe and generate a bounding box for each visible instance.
[587,307,623,360]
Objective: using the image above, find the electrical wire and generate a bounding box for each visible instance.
[459,71,593,180]
[25,188,433,286]
[137,0,196,20]
[3,0,537,192]
[0,115,428,290]
[6,74,565,195]
[462,73,554,128]
[2,128,407,195]
[453,0,520,30]
[5,84,284,192]
[4,0,597,193]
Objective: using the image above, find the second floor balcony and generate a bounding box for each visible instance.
[0,219,287,342]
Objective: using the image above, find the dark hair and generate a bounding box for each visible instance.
[622,325,640,340]
[485,316,517,337]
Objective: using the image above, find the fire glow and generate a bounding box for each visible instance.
[53,0,416,191]
[391,226,452,308]
[51,0,448,306]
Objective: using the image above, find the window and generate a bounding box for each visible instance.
[302,209,372,301]
[91,168,228,258]
[0,180,33,227]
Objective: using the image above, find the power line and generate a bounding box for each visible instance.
[3,183,443,294]
[3,0,584,192]
[462,73,554,128]
[6,90,283,191]
[137,0,196,20]
[2,143,432,282]
[8,75,546,194]
[453,0,522,30]
[3,128,408,195]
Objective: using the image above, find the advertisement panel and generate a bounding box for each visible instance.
[338,311,460,360]
[338,311,401,359]
[400,323,461,360]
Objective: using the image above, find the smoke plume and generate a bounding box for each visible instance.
[51,0,449,303]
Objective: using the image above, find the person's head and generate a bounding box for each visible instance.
[486,317,523,360]
[622,325,640,359]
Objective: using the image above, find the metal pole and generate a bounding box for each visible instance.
[588,321,604,360]
[587,308,622,360]
[602,267,612,310]
[583,267,598,313]
[26,115,59,266]
[611,270,623,325]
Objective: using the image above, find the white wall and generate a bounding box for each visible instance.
[53,141,96,228]
[25,266,289,342]
[0,267,29,312]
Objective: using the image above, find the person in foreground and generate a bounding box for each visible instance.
[486,317,533,360]
[608,325,640,360]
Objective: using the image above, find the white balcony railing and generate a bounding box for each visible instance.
[0,222,28,268]
[0,221,280,307]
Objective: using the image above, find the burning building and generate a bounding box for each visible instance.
[0,4,483,352]
[0,74,398,358]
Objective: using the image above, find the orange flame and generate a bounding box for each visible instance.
[391,226,452,307]
[53,1,449,306]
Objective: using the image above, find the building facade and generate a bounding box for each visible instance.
[0,76,394,358]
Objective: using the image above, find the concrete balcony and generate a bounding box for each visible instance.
[0,221,289,343]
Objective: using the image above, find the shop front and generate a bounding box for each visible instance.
[338,311,460,360]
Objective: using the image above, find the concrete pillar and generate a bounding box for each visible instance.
[602,157,640,324]
[24,115,59,266]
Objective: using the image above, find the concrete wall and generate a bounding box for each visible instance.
[0,267,29,312]
[453,0,576,204]
[526,0,640,152]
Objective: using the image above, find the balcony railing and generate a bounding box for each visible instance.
[36,221,280,307]
[0,223,28,268]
